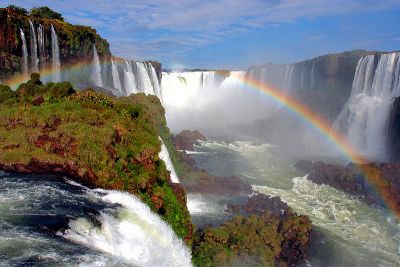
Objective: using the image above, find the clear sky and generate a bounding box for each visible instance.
[5,0,400,69]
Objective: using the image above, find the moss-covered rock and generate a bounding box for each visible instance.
[0,75,192,243]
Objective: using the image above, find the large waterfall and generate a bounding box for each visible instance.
[91,45,103,87]
[51,25,61,82]
[28,20,39,72]
[334,52,400,159]
[19,28,28,77]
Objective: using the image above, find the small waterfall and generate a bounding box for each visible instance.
[282,64,295,94]
[28,20,39,72]
[124,60,137,95]
[300,62,305,90]
[333,52,400,159]
[111,59,122,94]
[159,137,180,183]
[91,45,103,87]
[310,59,315,90]
[148,63,162,99]
[135,62,155,95]
[51,25,61,82]
[19,28,28,77]
[37,24,46,68]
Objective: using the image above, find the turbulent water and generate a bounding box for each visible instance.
[189,140,400,267]
[334,52,400,160]
[0,172,192,267]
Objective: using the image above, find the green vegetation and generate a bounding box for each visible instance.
[0,74,192,242]
[30,6,64,21]
[192,212,312,267]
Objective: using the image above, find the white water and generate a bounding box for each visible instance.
[51,25,61,82]
[91,45,103,87]
[123,60,137,95]
[161,70,283,132]
[149,64,162,100]
[19,28,28,77]
[111,59,122,94]
[135,62,155,95]
[28,20,39,72]
[334,52,400,159]
[254,176,400,266]
[37,24,46,68]
[159,137,180,183]
[62,189,192,267]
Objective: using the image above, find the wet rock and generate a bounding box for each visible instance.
[172,130,207,151]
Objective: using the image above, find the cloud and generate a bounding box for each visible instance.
[6,0,400,66]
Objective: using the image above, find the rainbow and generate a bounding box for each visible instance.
[228,72,400,218]
[230,72,366,164]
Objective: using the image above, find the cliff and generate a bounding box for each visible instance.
[248,50,379,121]
[0,75,192,243]
[0,6,111,81]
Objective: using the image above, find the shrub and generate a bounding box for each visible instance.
[0,85,17,104]
[30,6,64,21]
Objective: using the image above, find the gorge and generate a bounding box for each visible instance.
[1,4,400,267]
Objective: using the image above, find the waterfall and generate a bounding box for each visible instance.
[135,62,155,95]
[28,20,39,72]
[51,25,61,82]
[124,60,137,95]
[19,28,28,77]
[91,45,103,87]
[333,52,400,159]
[300,62,305,90]
[148,64,162,100]
[159,137,180,183]
[282,64,295,94]
[111,59,122,94]
[310,59,315,90]
[37,24,46,68]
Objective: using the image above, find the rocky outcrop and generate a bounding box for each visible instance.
[294,160,400,214]
[0,77,193,243]
[172,130,207,151]
[193,194,312,266]
[0,6,110,81]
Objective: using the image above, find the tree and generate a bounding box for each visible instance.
[30,6,64,21]
[6,5,28,16]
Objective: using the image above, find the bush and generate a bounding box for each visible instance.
[30,6,64,21]
[0,85,17,104]
[6,5,28,16]
[45,81,75,99]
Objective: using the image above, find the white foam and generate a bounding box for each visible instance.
[62,190,192,267]
[158,137,180,183]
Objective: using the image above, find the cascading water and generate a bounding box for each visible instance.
[111,59,122,94]
[159,137,180,183]
[51,25,61,82]
[310,59,315,90]
[19,28,28,77]
[29,20,39,72]
[0,172,192,266]
[135,62,155,95]
[91,45,103,87]
[37,24,46,68]
[333,52,400,159]
[148,64,162,100]
[124,60,137,95]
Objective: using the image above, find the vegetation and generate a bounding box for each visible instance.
[30,6,64,21]
[0,74,192,242]
[192,211,312,267]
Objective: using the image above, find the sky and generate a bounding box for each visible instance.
[5,0,400,69]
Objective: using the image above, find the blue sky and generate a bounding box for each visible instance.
[5,0,400,69]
